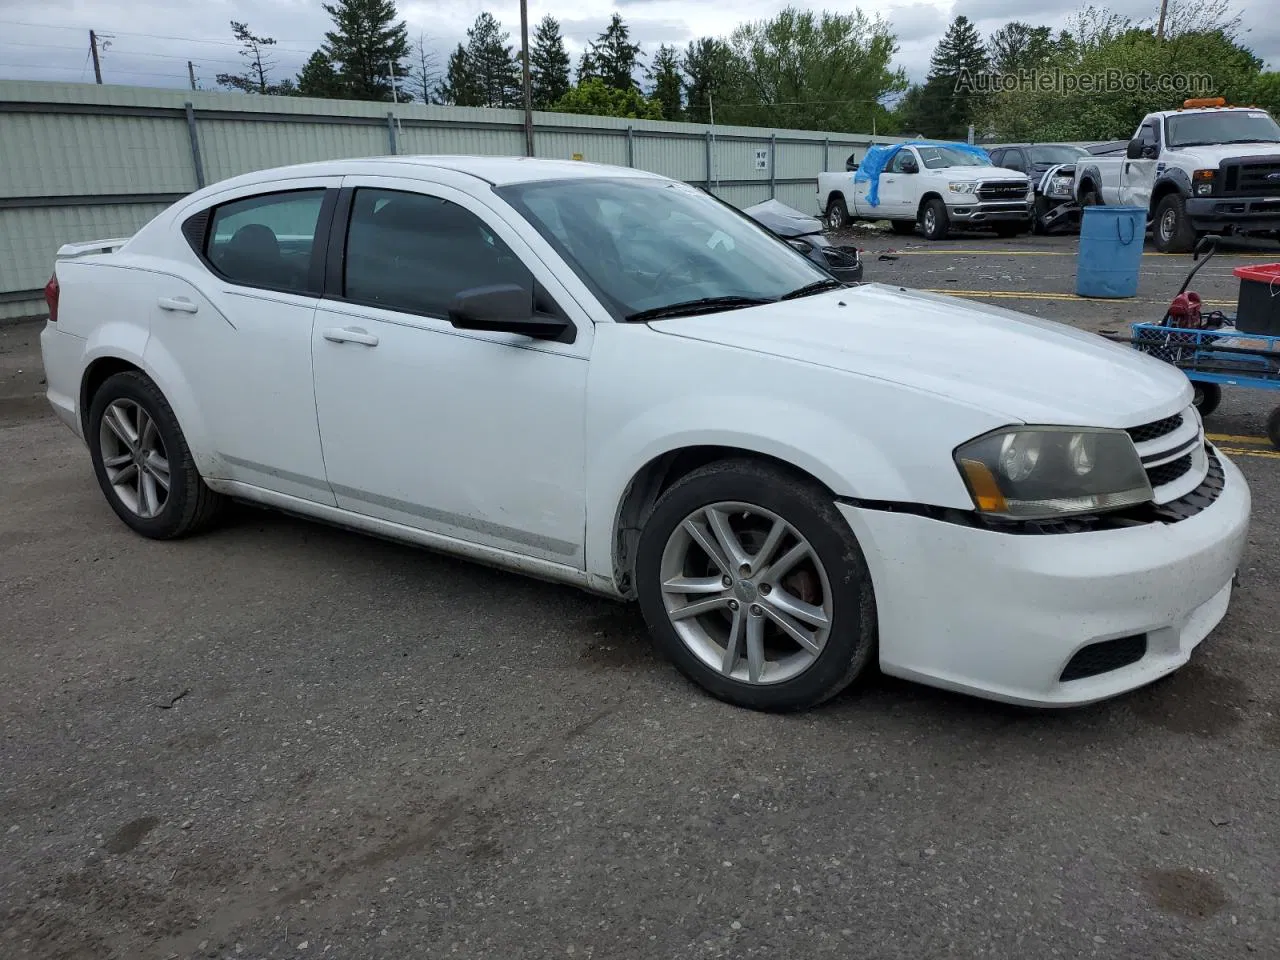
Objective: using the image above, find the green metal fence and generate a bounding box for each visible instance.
[0,80,899,320]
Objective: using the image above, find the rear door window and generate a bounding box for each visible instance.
[204,190,327,293]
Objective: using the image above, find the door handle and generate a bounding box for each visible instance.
[322,326,379,347]
[157,296,198,313]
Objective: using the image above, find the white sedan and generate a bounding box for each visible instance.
[40,156,1249,711]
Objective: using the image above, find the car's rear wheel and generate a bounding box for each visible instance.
[825,196,849,231]
[635,459,877,711]
[920,199,950,241]
[88,370,224,539]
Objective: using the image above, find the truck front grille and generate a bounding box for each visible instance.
[977,180,1028,200]
[1221,156,1280,197]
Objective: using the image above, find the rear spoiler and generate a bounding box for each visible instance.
[55,237,131,260]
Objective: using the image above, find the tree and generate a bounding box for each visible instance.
[723,7,906,133]
[321,0,411,102]
[462,13,520,108]
[437,44,479,105]
[216,21,291,95]
[987,22,1057,74]
[647,44,683,120]
[898,15,989,138]
[552,77,662,119]
[407,32,441,104]
[589,13,643,91]
[530,16,571,108]
[297,50,343,98]
[682,37,737,123]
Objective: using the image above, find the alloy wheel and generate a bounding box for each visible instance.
[1160,208,1177,244]
[99,399,170,519]
[658,501,833,685]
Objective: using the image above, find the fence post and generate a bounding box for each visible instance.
[823,137,829,173]
[183,102,205,190]
[769,133,777,200]
[626,126,634,167]
[704,130,712,191]
[386,112,397,155]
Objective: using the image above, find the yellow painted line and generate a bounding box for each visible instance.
[1217,445,1280,459]
[1207,433,1270,444]
[921,288,1234,307]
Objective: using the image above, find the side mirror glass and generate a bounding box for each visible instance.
[1126,138,1144,160]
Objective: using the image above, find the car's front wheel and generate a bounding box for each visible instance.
[635,459,877,711]
[88,370,224,539]
[920,199,950,241]
[825,196,850,231]
[1154,193,1197,253]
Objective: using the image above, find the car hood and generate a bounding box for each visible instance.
[648,283,1191,427]
[1169,142,1280,166]
[936,165,1027,181]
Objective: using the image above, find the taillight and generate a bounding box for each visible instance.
[44,273,59,323]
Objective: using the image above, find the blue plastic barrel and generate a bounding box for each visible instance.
[1076,205,1145,298]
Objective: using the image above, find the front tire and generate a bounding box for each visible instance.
[635,459,877,711]
[87,371,224,539]
[920,199,950,241]
[1154,193,1197,253]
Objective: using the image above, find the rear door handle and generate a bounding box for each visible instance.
[157,296,198,313]
[322,326,379,347]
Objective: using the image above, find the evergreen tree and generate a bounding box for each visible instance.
[988,22,1057,74]
[297,50,343,98]
[577,49,598,84]
[647,44,683,120]
[321,0,411,102]
[530,16,571,108]
[216,21,289,95]
[463,13,520,108]
[438,43,481,106]
[590,13,643,91]
[902,16,990,138]
[682,37,736,124]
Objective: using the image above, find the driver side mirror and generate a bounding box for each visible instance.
[448,284,571,341]
[900,158,919,174]
[1126,138,1157,160]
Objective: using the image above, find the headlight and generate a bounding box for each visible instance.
[1193,168,1216,197]
[1047,176,1073,198]
[954,426,1152,519]
[948,182,977,195]
[1026,186,1035,202]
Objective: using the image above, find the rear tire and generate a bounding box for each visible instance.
[1154,193,1196,254]
[825,196,849,231]
[890,220,916,236]
[87,370,224,539]
[635,459,877,711]
[1192,381,1222,419]
[920,199,950,241]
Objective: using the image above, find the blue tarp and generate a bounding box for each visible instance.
[853,141,993,207]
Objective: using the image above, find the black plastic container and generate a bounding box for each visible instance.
[1233,263,1280,334]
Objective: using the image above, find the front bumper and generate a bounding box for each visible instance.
[837,446,1250,707]
[947,200,1032,224]
[1186,195,1280,232]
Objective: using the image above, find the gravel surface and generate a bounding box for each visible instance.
[2,233,1279,959]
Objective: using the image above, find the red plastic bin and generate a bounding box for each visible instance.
[1233,263,1280,335]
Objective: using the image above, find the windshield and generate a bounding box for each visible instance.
[497,178,830,321]
[917,146,991,169]
[1028,145,1089,165]
[1166,110,1280,147]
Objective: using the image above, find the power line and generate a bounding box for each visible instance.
[0,61,191,80]
[0,38,250,66]
[0,19,314,52]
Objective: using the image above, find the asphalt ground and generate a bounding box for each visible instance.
[2,230,1280,960]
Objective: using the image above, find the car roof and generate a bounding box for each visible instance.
[207,155,666,190]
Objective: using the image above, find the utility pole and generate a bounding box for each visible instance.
[1156,0,1169,39]
[187,61,197,91]
[89,30,103,84]
[389,58,400,103]
[519,0,534,157]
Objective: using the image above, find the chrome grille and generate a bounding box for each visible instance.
[977,180,1029,201]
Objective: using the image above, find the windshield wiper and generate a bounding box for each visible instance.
[625,295,775,323]
[780,278,845,300]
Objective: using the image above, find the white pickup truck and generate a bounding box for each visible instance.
[1073,99,1280,252]
[818,142,1033,241]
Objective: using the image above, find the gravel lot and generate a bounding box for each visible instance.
[2,232,1279,960]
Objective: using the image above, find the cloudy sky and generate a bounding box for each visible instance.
[0,0,1273,94]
